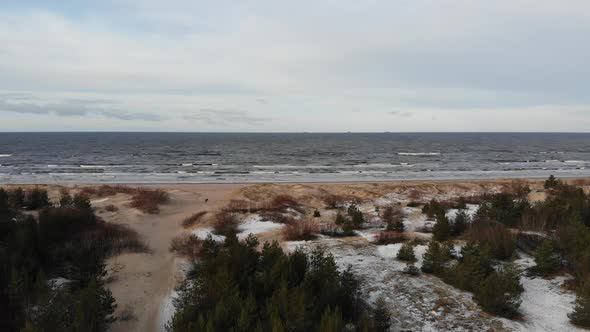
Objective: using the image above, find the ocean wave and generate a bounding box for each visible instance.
[565,160,588,163]
[397,152,440,156]
[0,154,12,157]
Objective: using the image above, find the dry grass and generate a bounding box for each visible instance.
[374,231,407,244]
[129,188,169,214]
[282,219,319,241]
[169,234,204,259]
[81,184,135,197]
[89,220,150,256]
[104,204,118,212]
[224,199,253,213]
[323,194,347,209]
[182,211,208,228]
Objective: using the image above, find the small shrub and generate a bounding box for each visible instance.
[403,264,420,276]
[320,222,354,237]
[323,194,347,209]
[313,209,321,218]
[544,175,560,189]
[169,234,204,259]
[382,205,405,232]
[397,242,416,261]
[182,211,208,228]
[282,219,318,241]
[270,194,303,213]
[212,211,240,236]
[130,188,169,214]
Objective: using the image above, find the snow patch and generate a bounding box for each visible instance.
[191,227,225,242]
[237,215,285,239]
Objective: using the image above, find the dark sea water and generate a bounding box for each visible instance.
[0,132,589,183]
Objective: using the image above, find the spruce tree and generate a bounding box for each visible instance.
[452,209,469,236]
[570,278,590,327]
[534,239,559,275]
[433,212,450,241]
[397,242,416,261]
[475,264,522,318]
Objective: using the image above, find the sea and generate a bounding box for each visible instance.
[0,132,589,184]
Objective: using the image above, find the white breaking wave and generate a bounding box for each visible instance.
[397,152,440,156]
[0,154,12,157]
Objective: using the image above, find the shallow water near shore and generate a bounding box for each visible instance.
[1,132,590,183]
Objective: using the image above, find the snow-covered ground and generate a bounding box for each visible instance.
[237,214,285,239]
[191,227,226,242]
[288,237,505,331]
[287,234,582,332]
[499,255,583,332]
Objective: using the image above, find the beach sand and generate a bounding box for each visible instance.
[7,177,589,331]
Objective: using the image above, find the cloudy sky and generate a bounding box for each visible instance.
[0,1,589,132]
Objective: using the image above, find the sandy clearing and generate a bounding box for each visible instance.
[99,184,243,332]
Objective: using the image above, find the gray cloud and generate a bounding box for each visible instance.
[0,98,162,121]
[183,108,272,126]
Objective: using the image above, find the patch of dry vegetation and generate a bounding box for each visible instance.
[375,231,407,244]
[282,218,318,241]
[129,188,169,214]
[169,234,204,259]
[213,211,240,236]
[182,211,208,228]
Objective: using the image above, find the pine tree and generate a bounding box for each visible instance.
[73,194,92,211]
[452,209,469,236]
[534,239,559,275]
[372,297,391,332]
[397,242,416,261]
[433,212,450,241]
[475,264,522,318]
[544,175,560,189]
[570,278,590,327]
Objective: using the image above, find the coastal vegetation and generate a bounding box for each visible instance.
[0,187,147,332]
[168,234,381,332]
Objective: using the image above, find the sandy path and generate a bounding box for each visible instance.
[100,184,241,332]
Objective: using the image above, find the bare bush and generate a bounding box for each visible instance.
[169,234,203,259]
[182,211,208,228]
[130,188,169,214]
[282,219,318,241]
[323,194,347,209]
[213,211,240,236]
[464,218,515,259]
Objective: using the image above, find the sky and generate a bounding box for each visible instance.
[0,0,589,132]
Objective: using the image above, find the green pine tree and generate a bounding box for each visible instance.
[397,242,416,261]
[534,239,559,275]
[570,278,590,327]
[433,213,451,241]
